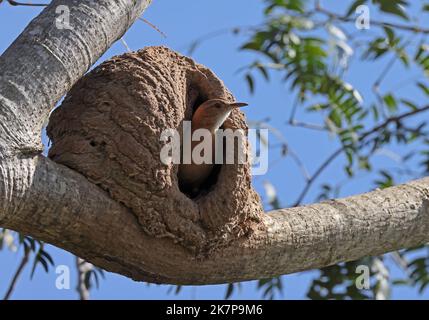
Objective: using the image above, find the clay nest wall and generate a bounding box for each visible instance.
[47,46,264,254]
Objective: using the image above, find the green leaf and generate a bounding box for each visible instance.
[225,283,234,299]
[373,0,409,21]
[358,157,371,170]
[400,99,417,111]
[40,249,54,266]
[92,270,100,289]
[30,254,49,279]
[245,73,255,94]
[383,94,397,112]
[383,26,395,44]
[371,104,380,121]
[256,64,270,81]
[417,82,429,96]
[414,44,429,61]
[374,170,394,189]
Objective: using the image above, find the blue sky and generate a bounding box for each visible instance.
[1,0,428,299]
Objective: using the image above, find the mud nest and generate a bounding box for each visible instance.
[47,46,263,253]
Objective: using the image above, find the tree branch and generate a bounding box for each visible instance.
[4,0,48,6]
[0,0,152,158]
[1,155,429,284]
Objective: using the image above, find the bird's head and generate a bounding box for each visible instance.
[192,99,248,131]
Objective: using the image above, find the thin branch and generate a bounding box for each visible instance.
[119,37,131,52]
[181,25,259,55]
[4,0,48,7]
[373,54,397,90]
[292,147,342,207]
[76,256,93,300]
[372,36,415,118]
[3,0,168,44]
[254,143,311,183]
[287,96,328,131]
[288,95,300,124]
[362,105,429,140]
[3,246,30,300]
[3,1,166,49]
[288,148,311,181]
[390,251,412,278]
[287,119,327,131]
[292,105,429,206]
[389,74,422,92]
[138,17,167,38]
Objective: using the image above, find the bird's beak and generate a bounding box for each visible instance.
[229,102,248,108]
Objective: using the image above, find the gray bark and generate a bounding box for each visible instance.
[0,0,428,285]
[76,257,92,300]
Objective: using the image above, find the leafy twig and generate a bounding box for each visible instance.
[293,105,429,206]
[3,246,30,300]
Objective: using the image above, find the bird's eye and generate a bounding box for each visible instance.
[215,104,221,108]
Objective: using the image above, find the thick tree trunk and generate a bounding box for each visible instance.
[0,0,428,285]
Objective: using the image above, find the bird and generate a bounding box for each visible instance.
[178,98,248,196]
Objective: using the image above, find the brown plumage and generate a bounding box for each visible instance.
[178,99,248,196]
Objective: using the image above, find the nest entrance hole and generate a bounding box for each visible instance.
[178,164,222,199]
